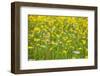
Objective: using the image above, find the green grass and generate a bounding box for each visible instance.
[28,15,88,60]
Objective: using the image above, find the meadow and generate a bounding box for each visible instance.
[28,15,88,60]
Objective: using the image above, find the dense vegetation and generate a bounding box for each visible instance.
[28,15,88,60]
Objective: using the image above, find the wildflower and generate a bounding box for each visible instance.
[34,38,40,41]
[37,44,40,46]
[40,45,46,48]
[28,46,33,49]
[63,50,67,54]
[67,17,76,24]
[73,50,80,54]
[82,40,86,45]
[49,48,53,51]
[33,27,40,32]
[78,48,82,50]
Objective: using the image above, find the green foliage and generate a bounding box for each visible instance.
[28,15,88,60]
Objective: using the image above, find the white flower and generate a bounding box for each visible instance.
[73,50,80,54]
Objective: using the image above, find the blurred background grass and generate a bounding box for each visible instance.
[28,15,88,60]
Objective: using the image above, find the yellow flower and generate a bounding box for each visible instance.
[56,34,60,38]
[47,32,50,37]
[49,48,53,51]
[83,20,88,28]
[41,25,44,28]
[28,15,36,22]
[33,27,40,32]
[67,17,76,24]
[37,44,40,46]
[34,38,40,41]
[51,41,56,44]
[28,46,33,49]
[78,48,82,50]
[82,40,86,44]
[41,45,46,48]
[63,50,67,54]
[67,40,72,43]
[70,28,73,32]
